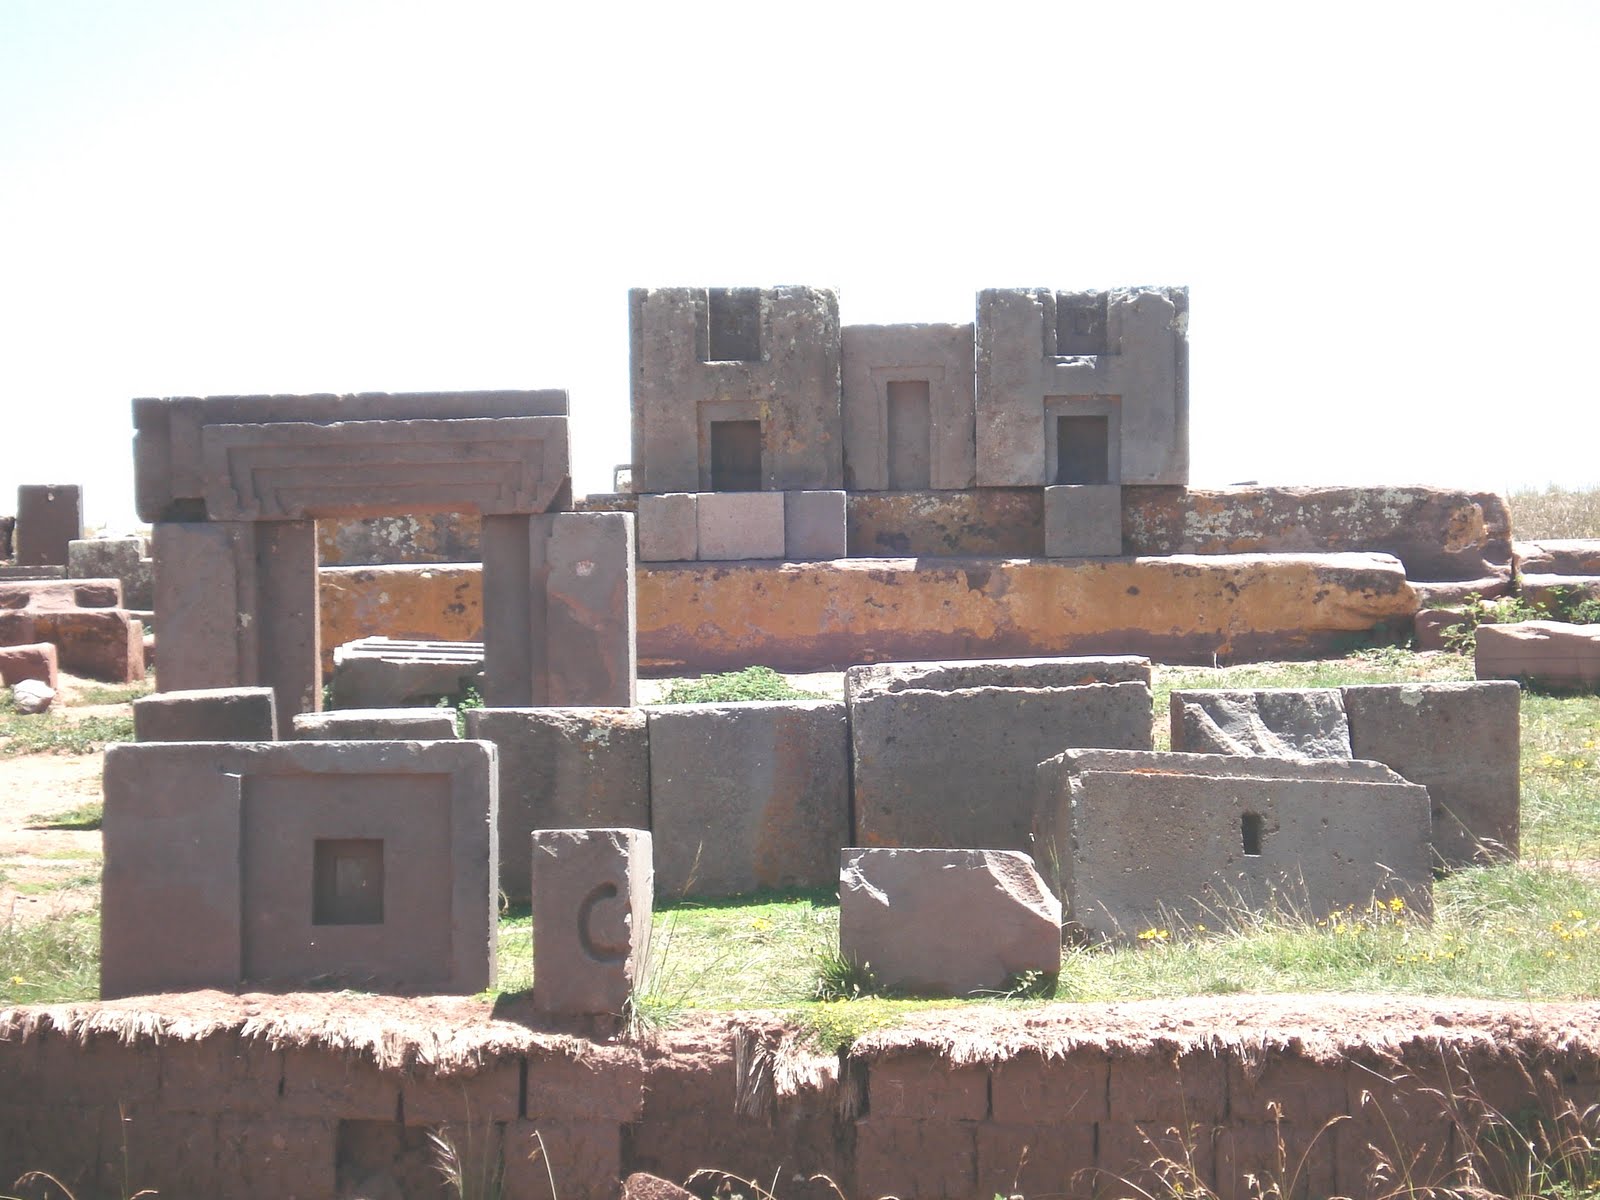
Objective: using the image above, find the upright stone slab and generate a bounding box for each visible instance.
[838,848,1061,996]
[1169,689,1352,759]
[101,739,497,997]
[0,514,12,561]
[1043,485,1123,557]
[840,323,977,491]
[975,288,1188,487]
[68,538,153,610]
[1035,749,1432,943]
[466,707,651,905]
[850,681,1152,853]
[1342,681,1521,865]
[696,492,785,561]
[647,701,849,897]
[629,286,843,494]
[530,828,653,1015]
[133,686,278,743]
[637,493,698,562]
[783,490,847,560]
[15,485,82,567]
[291,708,457,741]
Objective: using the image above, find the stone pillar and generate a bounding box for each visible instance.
[16,484,82,567]
[481,514,541,707]
[530,828,653,1016]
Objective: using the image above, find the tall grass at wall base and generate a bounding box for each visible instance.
[1509,484,1600,540]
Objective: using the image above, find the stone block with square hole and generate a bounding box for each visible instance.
[975,288,1188,487]
[646,701,848,897]
[1043,485,1123,557]
[695,492,785,561]
[784,490,847,560]
[100,739,497,997]
[841,323,976,490]
[531,828,653,1015]
[629,286,842,494]
[1033,749,1431,943]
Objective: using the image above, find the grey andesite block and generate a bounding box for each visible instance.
[68,538,153,610]
[531,828,653,1016]
[101,739,497,998]
[647,701,849,897]
[850,681,1153,853]
[1342,681,1521,866]
[839,848,1061,996]
[1043,485,1123,557]
[15,485,82,567]
[133,686,279,743]
[291,708,458,741]
[783,490,847,560]
[841,323,977,491]
[1035,749,1432,943]
[637,493,698,562]
[1169,689,1353,759]
[331,637,485,709]
[845,655,1152,702]
[466,707,650,905]
[696,492,785,561]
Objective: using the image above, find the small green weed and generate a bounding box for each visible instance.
[813,948,877,1002]
[654,666,822,705]
[27,802,102,831]
[436,685,484,737]
[70,682,153,707]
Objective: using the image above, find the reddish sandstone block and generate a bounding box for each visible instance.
[977,1119,1096,1198]
[1108,1050,1229,1125]
[401,1059,524,1125]
[990,1050,1110,1124]
[1226,1054,1350,1125]
[277,1048,402,1121]
[158,1034,285,1118]
[502,1119,622,1200]
[853,1116,978,1200]
[215,1115,337,1198]
[868,1055,990,1121]
[0,640,57,689]
[1213,1120,1337,1200]
[525,1048,646,1123]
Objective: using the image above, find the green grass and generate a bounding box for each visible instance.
[0,911,100,1006]
[1522,692,1600,858]
[28,801,103,831]
[652,666,823,705]
[70,682,154,707]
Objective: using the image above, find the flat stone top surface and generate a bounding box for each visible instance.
[1052,747,1409,785]
[133,390,568,421]
[846,654,1151,699]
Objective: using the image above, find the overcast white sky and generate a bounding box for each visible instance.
[2,0,1596,532]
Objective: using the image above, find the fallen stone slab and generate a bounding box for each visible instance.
[134,686,279,743]
[845,654,1151,702]
[320,566,483,677]
[330,636,484,708]
[1476,621,1600,691]
[530,828,652,1016]
[291,707,458,741]
[0,641,58,691]
[1515,539,1600,577]
[1035,749,1432,943]
[838,847,1061,996]
[1169,689,1352,759]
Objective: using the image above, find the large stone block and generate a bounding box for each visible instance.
[1035,749,1432,942]
[101,739,497,997]
[838,848,1061,995]
[841,323,976,491]
[133,391,570,522]
[319,512,483,566]
[846,655,1152,701]
[1043,484,1123,557]
[975,288,1188,487]
[846,488,1044,557]
[15,484,82,567]
[134,686,278,743]
[0,609,144,683]
[696,492,785,561]
[851,681,1152,853]
[0,642,58,691]
[630,286,842,494]
[1343,681,1522,864]
[1169,689,1352,759]
[1514,539,1600,577]
[544,510,636,707]
[784,490,847,560]
[1476,621,1600,691]
[68,538,153,610]
[330,637,484,708]
[0,577,121,610]
[291,707,457,740]
[637,493,698,562]
[647,701,849,897]
[530,828,653,1015]
[466,707,650,905]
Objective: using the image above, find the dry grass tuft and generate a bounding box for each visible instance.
[1509,484,1600,541]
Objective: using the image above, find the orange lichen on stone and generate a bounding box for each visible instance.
[318,564,483,675]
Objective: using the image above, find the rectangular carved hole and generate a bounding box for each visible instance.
[707,288,761,361]
[1055,415,1110,485]
[886,380,932,490]
[1055,294,1107,355]
[313,838,385,925]
[1242,812,1264,857]
[710,420,763,492]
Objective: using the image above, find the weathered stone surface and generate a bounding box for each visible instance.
[847,488,1044,557]
[696,492,785,561]
[329,637,483,708]
[1169,689,1352,759]
[1123,486,1514,583]
[841,323,976,491]
[320,566,482,677]
[637,493,698,562]
[0,641,58,690]
[647,701,849,897]
[12,678,54,714]
[838,848,1061,995]
[291,707,457,741]
[133,391,570,522]
[530,828,653,1015]
[784,490,847,560]
[68,538,152,610]
[0,578,120,611]
[1476,621,1600,691]
[102,739,497,997]
[624,1173,698,1200]
[466,707,650,905]
[1044,485,1123,557]
[0,514,12,561]
[641,553,1415,674]
[1515,539,1600,577]
[15,485,82,567]
[852,681,1152,853]
[1343,681,1521,865]
[976,288,1188,487]
[319,512,483,566]
[1035,749,1432,942]
[0,564,65,580]
[1414,607,1463,652]
[543,510,636,708]
[1520,574,1600,610]
[0,609,144,683]
[630,286,842,493]
[134,686,278,743]
[846,655,1152,701]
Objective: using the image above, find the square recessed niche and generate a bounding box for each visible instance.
[313,838,385,925]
